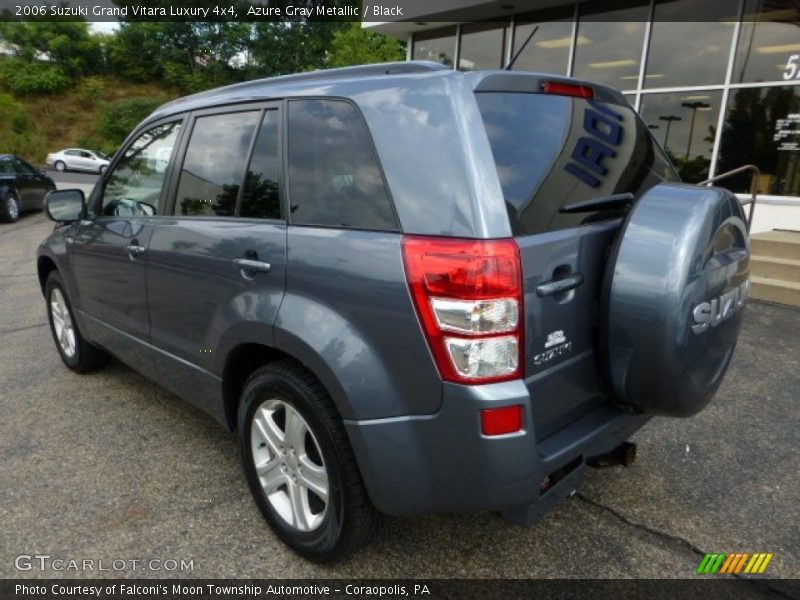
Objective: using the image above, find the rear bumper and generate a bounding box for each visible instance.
[344,380,650,517]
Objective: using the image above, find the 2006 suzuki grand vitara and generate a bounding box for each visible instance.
[38,62,750,562]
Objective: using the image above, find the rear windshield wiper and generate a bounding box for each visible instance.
[559,192,635,214]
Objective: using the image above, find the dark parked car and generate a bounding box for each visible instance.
[1,154,56,222]
[36,62,750,562]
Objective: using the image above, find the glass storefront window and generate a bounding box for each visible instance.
[510,7,574,75]
[639,91,723,182]
[645,0,738,88]
[733,1,800,83]
[459,22,507,71]
[412,27,457,67]
[717,86,800,196]
[572,0,649,90]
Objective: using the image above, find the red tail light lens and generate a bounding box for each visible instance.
[542,81,594,98]
[402,236,524,384]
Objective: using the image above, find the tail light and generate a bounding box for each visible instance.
[402,236,524,384]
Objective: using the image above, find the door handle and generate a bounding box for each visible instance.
[234,258,271,277]
[125,244,146,258]
[536,273,584,297]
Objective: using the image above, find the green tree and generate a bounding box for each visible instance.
[0,21,102,76]
[326,22,405,68]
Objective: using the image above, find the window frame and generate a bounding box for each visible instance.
[91,114,188,220]
[164,100,285,223]
[284,96,401,233]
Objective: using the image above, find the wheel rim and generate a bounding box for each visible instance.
[7,196,18,220]
[250,399,329,532]
[56,162,65,171]
[50,288,76,358]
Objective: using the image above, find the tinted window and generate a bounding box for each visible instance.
[412,27,456,67]
[476,92,678,235]
[573,1,649,89]
[175,111,258,217]
[0,158,14,174]
[459,22,507,71]
[287,99,396,231]
[241,109,281,220]
[15,158,36,174]
[102,121,182,217]
[718,86,800,196]
[645,0,737,88]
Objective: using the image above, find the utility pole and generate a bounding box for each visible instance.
[681,101,711,159]
[658,115,682,153]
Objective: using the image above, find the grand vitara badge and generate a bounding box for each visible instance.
[691,280,750,335]
[534,330,572,365]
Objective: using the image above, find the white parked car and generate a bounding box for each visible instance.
[46,148,110,174]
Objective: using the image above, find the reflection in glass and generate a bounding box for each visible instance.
[175,111,258,217]
[459,22,507,71]
[733,1,800,83]
[511,8,573,75]
[103,121,182,216]
[412,27,457,67]
[646,0,737,88]
[640,91,722,182]
[718,86,800,196]
[573,0,648,89]
[241,110,281,220]
[287,99,396,231]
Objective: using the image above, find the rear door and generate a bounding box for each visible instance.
[14,157,48,209]
[145,103,287,418]
[476,86,678,439]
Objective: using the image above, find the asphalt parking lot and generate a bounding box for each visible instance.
[1,202,798,582]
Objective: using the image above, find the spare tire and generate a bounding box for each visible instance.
[601,183,750,417]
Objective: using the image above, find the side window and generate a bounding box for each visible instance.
[65,150,79,157]
[102,121,182,217]
[287,99,396,231]
[175,111,258,217]
[240,109,281,220]
[0,158,14,174]
[15,158,35,174]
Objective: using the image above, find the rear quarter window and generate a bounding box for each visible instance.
[476,92,679,235]
[287,99,397,231]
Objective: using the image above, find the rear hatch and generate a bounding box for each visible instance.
[474,75,679,440]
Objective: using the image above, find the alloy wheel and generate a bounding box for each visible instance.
[6,196,19,221]
[50,287,76,358]
[250,399,329,532]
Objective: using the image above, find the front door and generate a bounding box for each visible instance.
[145,105,287,420]
[68,119,184,375]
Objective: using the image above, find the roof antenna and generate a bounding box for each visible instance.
[505,25,539,71]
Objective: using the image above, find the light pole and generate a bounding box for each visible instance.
[681,101,711,159]
[658,115,682,153]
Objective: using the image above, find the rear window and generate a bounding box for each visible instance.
[476,93,678,235]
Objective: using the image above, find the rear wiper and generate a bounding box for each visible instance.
[559,192,635,214]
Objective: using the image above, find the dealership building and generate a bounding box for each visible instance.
[369,0,800,234]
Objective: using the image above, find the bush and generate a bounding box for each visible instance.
[1,60,71,95]
[96,96,167,147]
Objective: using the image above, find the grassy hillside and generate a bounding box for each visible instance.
[0,75,177,165]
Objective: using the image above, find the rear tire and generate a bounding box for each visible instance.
[55,161,66,172]
[238,361,380,562]
[45,271,109,373]
[1,194,20,223]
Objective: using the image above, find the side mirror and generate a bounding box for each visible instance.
[46,189,85,223]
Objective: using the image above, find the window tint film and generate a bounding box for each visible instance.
[102,121,182,217]
[287,99,396,231]
[476,92,678,235]
[240,109,281,220]
[175,111,258,217]
[15,158,36,174]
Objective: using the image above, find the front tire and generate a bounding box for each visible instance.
[238,361,380,562]
[1,194,20,223]
[55,160,66,172]
[45,272,109,372]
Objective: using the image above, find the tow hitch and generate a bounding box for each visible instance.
[587,441,637,468]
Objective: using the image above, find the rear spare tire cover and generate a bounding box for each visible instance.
[602,183,750,417]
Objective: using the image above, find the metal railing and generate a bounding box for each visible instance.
[699,164,760,233]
